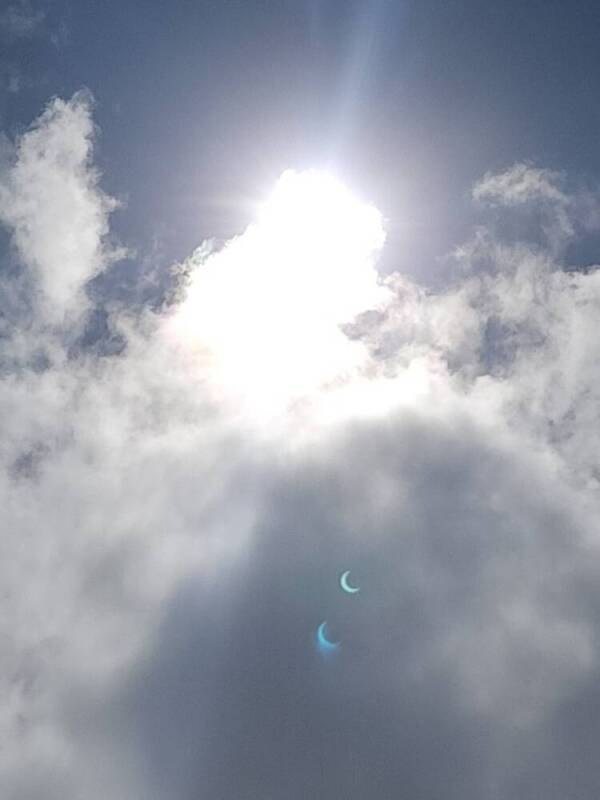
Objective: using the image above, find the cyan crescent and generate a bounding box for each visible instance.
[340,570,360,594]
[317,621,340,651]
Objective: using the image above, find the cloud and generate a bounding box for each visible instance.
[472,162,576,253]
[0,1,44,40]
[0,92,123,329]
[166,169,390,427]
[474,163,568,207]
[472,162,600,256]
[2,96,600,799]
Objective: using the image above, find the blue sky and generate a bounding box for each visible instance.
[4,0,600,285]
[3,3,600,799]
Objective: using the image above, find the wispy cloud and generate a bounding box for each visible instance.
[0,1,44,40]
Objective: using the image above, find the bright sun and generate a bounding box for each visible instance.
[168,169,391,421]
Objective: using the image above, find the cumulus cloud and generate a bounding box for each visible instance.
[167,170,390,427]
[0,92,122,328]
[2,96,600,800]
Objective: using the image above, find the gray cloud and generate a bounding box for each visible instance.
[2,96,600,800]
[104,412,597,799]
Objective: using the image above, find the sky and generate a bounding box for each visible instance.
[2,1,600,798]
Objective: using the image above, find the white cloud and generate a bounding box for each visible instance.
[167,169,390,429]
[473,163,567,207]
[2,97,600,798]
[0,92,123,328]
[471,162,599,252]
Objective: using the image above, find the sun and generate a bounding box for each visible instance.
[167,169,390,422]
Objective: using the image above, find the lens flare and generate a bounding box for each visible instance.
[317,621,341,653]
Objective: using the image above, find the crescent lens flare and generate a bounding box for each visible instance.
[316,621,341,653]
[340,570,360,594]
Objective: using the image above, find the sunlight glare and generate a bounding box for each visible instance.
[169,169,391,422]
